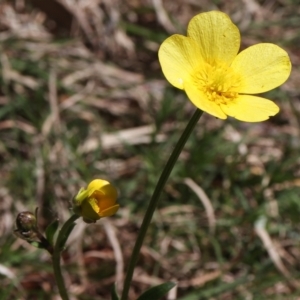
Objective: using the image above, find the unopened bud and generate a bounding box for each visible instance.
[15,211,39,241]
[14,210,54,254]
[16,211,37,232]
[72,179,119,223]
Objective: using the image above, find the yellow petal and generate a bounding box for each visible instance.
[99,183,118,199]
[184,81,227,119]
[231,43,291,94]
[99,204,120,218]
[158,34,204,89]
[220,95,279,122]
[80,198,101,222]
[87,179,118,200]
[88,179,110,192]
[187,11,240,65]
[96,195,117,211]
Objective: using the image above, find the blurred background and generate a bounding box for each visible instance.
[0,0,300,299]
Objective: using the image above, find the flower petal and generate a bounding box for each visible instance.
[187,11,240,65]
[220,95,279,122]
[184,81,227,119]
[87,179,118,200]
[80,198,101,222]
[88,179,110,191]
[99,205,120,218]
[158,34,204,89]
[231,43,291,94]
[96,195,117,211]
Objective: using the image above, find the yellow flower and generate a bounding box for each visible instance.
[158,11,291,122]
[73,179,119,223]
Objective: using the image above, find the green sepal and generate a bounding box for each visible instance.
[73,188,88,206]
[45,219,59,246]
[137,282,176,300]
[111,283,120,300]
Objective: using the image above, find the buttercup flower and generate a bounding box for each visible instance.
[158,11,291,122]
[73,179,119,223]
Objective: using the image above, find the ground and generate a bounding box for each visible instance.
[0,0,300,299]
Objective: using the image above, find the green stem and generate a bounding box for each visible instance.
[121,109,203,300]
[52,214,79,300]
[37,231,54,255]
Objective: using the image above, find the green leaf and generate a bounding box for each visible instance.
[137,282,176,300]
[111,283,120,300]
[58,222,76,250]
[45,219,59,246]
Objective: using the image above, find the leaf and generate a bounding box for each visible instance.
[111,283,120,300]
[45,219,59,246]
[137,282,176,300]
[58,222,76,250]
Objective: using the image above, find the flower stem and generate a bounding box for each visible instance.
[121,109,203,300]
[52,214,79,300]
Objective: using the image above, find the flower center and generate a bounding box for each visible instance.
[194,63,240,105]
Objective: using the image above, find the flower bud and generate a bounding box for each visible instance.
[15,211,38,240]
[73,179,119,223]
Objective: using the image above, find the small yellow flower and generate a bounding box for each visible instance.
[73,179,119,223]
[158,11,291,122]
